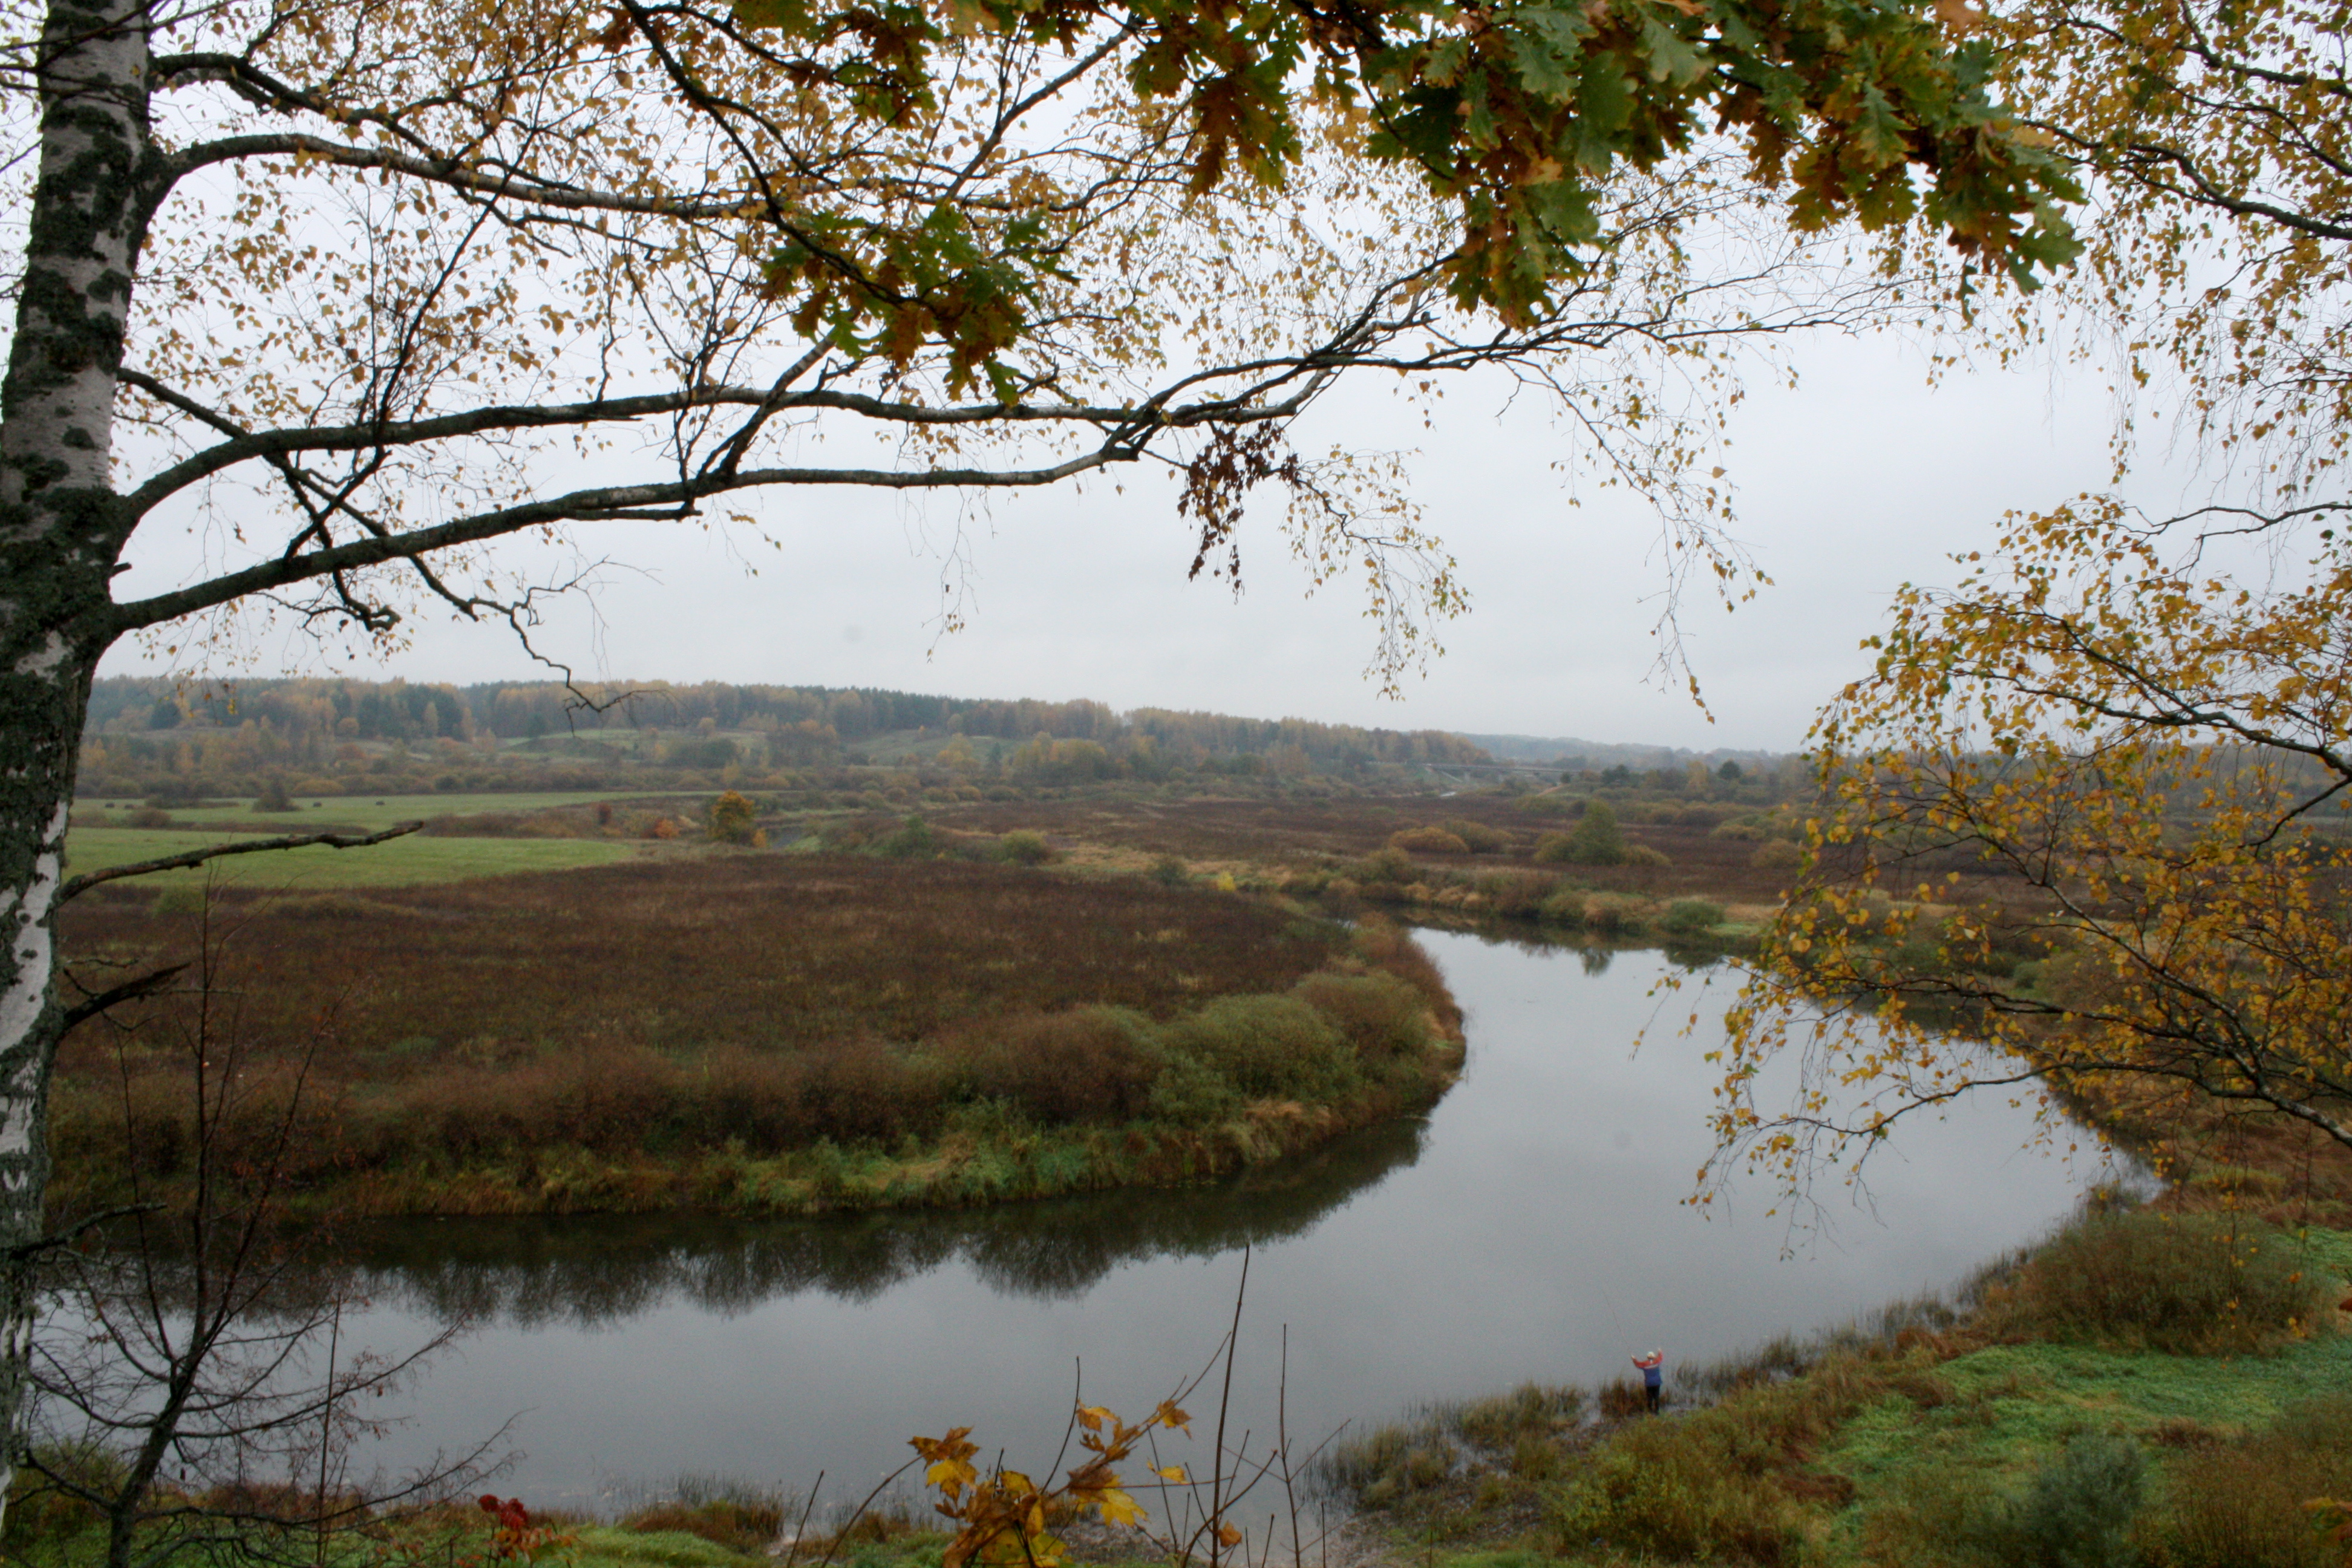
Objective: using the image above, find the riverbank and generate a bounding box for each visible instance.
[1308,1148,2352,1567]
[51,858,1464,1221]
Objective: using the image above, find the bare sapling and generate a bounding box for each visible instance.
[18,886,500,1568]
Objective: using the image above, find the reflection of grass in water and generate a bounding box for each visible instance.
[336,1114,1429,1327]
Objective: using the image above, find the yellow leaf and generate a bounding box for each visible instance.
[1098,1488,1147,1528]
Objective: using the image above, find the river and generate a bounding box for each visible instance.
[319,929,2122,1511]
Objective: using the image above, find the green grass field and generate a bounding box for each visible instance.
[64,826,640,888]
[78,789,676,830]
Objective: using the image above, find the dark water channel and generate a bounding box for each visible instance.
[333,930,2123,1508]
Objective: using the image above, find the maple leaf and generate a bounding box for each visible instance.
[1097,1488,1147,1528]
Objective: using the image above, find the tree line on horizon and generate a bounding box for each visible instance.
[75,676,1500,799]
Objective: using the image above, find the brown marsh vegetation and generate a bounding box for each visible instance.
[54,857,1464,1218]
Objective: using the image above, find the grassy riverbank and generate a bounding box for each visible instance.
[1313,1165,2352,1567]
[53,855,1463,1220]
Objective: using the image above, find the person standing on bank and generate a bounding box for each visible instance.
[1631,1348,1665,1414]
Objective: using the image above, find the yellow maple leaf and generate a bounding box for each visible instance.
[1098,1488,1148,1528]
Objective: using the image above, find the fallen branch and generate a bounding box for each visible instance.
[57,822,426,903]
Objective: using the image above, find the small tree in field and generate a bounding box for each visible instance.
[708,791,760,846]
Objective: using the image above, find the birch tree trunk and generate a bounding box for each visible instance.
[0,0,153,1518]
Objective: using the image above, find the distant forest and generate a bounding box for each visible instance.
[77,676,1498,800]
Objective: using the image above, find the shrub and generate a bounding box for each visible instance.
[1388,825,1471,854]
[1352,846,1419,884]
[1534,802,1630,864]
[1291,970,1434,1072]
[876,814,942,858]
[1623,843,1672,868]
[1146,1050,1241,1124]
[123,806,173,828]
[1474,870,1558,917]
[1149,854,1190,886]
[1549,1405,1803,1563]
[1962,1434,2145,1568]
[1517,792,1578,816]
[1711,816,1769,841]
[1751,838,1804,871]
[998,829,1054,865]
[151,884,206,917]
[250,777,295,812]
[1535,887,1587,924]
[1998,1210,2329,1353]
[2146,1396,2352,1568]
[1581,893,1651,936]
[1162,994,1356,1101]
[708,789,759,844]
[1661,900,1723,938]
[1443,818,1509,853]
[950,1007,1162,1123]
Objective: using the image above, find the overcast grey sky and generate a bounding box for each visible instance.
[100,325,2123,753]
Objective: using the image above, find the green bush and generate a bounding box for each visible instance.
[1581,893,1651,936]
[1751,838,1805,871]
[1149,853,1190,886]
[997,829,1054,865]
[1473,870,1558,917]
[1535,887,1588,924]
[1962,1434,2145,1568]
[1443,818,1509,852]
[151,884,206,916]
[1624,843,1673,868]
[1662,899,1724,937]
[1548,1408,1803,1563]
[1146,1050,1241,1123]
[1999,1210,2330,1353]
[1290,970,1433,1074]
[875,814,942,858]
[1563,802,1628,863]
[1162,994,1356,1101]
[1351,846,1419,884]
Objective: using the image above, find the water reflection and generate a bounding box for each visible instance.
[298,932,2116,1504]
[341,1117,1426,1325]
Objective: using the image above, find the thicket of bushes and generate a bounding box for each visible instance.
[51,926,1462,1212]
[1988,1209,2330,1353]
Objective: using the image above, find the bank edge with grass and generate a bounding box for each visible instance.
[1315,1197,2352,1568]
[53,918,1464,1222]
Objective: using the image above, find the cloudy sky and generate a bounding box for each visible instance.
[101,322,2129,754]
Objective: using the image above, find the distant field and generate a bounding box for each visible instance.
[77,789,674,832]
[63,826,639,888]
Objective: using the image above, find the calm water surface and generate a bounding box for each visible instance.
[335,930,2121,1506]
